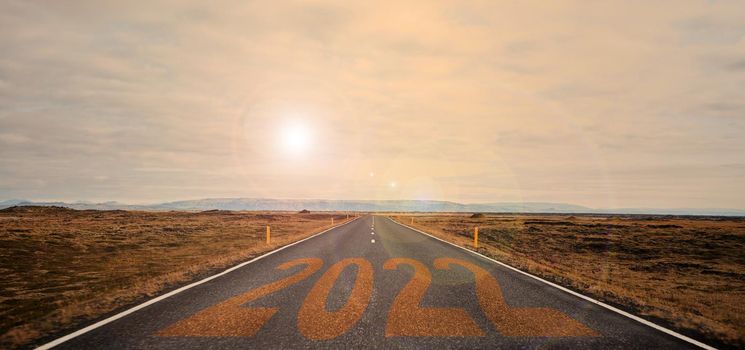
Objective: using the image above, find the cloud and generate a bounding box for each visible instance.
[725,58,745,71]
[0,0,744,208]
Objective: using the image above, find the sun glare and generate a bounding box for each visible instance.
[280,121,311,155]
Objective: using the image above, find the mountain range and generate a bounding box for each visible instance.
[1,198,743,216]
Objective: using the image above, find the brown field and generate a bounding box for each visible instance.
[0,206,354,349]
[390,213,745,347]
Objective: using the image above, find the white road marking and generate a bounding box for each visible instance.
[388,217,716,350]
[371,232,374,235]
[34,217,362,350]
[371,239,375,243]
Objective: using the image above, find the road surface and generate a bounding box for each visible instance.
[43,216,704,349]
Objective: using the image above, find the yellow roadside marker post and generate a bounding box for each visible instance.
[411,217,414,225]
[332,217,334,225]
[266,225,271,245]
[474,227,479,249]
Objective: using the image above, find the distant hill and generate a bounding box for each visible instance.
[1,197,743,216]
[149,198,591,213]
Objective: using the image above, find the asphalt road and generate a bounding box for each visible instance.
[45,215,702,349]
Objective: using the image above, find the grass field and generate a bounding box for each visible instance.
[0,206,353,349]
[389,213,745,347]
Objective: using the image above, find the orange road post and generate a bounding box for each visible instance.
[411,217,414,225]
[332,217,334,225]
[474,227,479,249]
[266,225,271,245]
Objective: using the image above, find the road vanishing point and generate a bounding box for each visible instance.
[38,216,709,349]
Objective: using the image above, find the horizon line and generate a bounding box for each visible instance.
[2,197,744,212]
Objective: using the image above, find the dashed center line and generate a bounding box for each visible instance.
[371,239,375,243]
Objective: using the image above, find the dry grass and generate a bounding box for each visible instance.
[0,206,353,349]
[390,213,745,347]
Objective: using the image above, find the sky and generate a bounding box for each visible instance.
[1,1,744,209]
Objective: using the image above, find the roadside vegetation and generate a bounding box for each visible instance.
[390,213,745,348]
[0,206,350,349]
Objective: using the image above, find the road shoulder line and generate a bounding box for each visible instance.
[386,216,716,350]
[35,216,361,350]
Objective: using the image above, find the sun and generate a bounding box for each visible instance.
[280,121,312,155]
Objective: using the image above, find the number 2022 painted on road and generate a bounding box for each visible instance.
[159,257,597,339]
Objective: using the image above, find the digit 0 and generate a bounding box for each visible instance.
[297,258,374,340]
